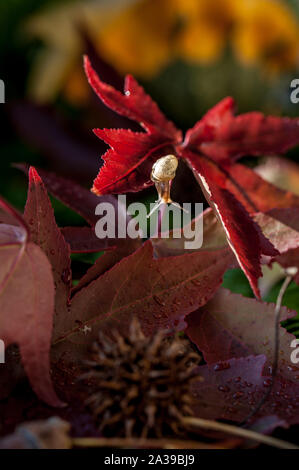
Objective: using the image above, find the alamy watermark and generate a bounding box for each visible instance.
[0,340,5,363]
[0,80,4,104]
[94,196,204,250]
[290,339,299,364]
[290,79,299,104]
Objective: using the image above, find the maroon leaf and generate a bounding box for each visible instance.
[53,242,233,355]
[249,415,287,438]
[24,167,72,322]
[192,355,267,422]
[16,164,101,226]
[192,355,299,426]
[254,208,299,255]
[227,164,299,213]
[152,208,228,258]
[276,248,299,285]
[186,288,297,383]
[183,153,278,298]
[0,198,28,229]
[0,214,63,407]
[16,164,131,230]
[255,156,299,196]
[71,240,141,295]
[61,227,114,253]
[184,97,299,162]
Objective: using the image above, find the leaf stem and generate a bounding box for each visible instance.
[181,416,298,449]
[72,415,299,449]
[72,436,237,449]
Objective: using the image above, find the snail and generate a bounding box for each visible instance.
[147,154,187,218]
[151,154,179,184]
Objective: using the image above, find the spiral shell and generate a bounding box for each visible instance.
[151,155,178,183]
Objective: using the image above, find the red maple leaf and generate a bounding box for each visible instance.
[84,56,299,298]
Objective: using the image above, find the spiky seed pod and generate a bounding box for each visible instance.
[82,318,201,439]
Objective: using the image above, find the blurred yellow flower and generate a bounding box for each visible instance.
[97,0,299,72]
[26,0,135,103]
[233,0,299,73]
[94,0,176,77]
[26,0,299,105]
[174,0,237,63]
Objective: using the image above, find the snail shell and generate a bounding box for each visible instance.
[151,155,178,183]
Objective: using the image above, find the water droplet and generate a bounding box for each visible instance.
[214,361,231,371]
[263,378,272,387]
[153,311,162,319]
[233,391,244,399]
[218,385,230,393]
[153,295,165,306]
[61,269,70,284]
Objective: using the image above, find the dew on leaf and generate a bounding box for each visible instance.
[214,361,231,371]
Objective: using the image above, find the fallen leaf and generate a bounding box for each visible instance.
[186,288,298,382]
[0,214,63,406]
[54,242,233,358]
[192,355,299,426]
[24,167,72,321]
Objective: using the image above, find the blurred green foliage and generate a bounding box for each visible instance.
[0,0,82,212]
